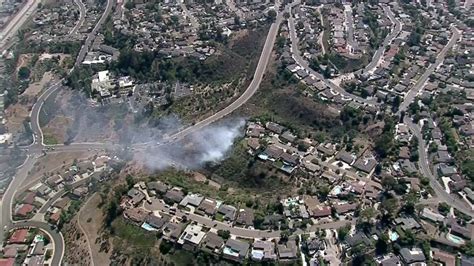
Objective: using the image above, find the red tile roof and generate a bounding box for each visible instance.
[8,229,28,244]
[0,258,15,266]
[16,204,34,217]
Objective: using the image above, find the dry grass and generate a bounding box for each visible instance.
[78,194,112,266]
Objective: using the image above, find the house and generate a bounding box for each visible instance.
[179,194,204,208]
[31,241,45,255]
[377,254,401,266]
[35,184,51,197]
[277,240,298,260]
[307,204,331,218]
[217,204,237,221]
[280,131,297,143]
[421,208,445,223]
[306,238,324,255]
[450,222,472,240]
[399,146,411,160]
[251,240,277,261]
[435,151,453,163]
[345,232,371,249]
[15,204,34,217]
[123,207,149,224]
[197,198,217,216]
[22,192,36,205]
[162,222,185,242]
[8,229,29,244]
[280,152,299,166]
[399,248,426,265]
[265,122,285,134]
[247,138,261,151]
[223,239,250,262]
[147,181,169,195]
[464,188,474,204]
[263,145,283,160]
[25,255,44,266]
[46,174,63,188]
[49,211,61,225]
[201,232,224,254]
[145,213,170,230]
[71,187,88,199]
[335,151,355,165]
[437,164,457,177]
[52,197,71,209]
[164,188,185,204]
[0,258,15,266]
[449,179,467,192]
[127,188,145,206]
[333,202,357,214]
[394,217,421,232]
[353,153,377,173]
[177,224,206,250]
[235,208,254,227]
[432,248,456,266]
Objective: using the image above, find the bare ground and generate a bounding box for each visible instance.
[63,217,92,265]
[19,151,94,191]
[77,193,112,266]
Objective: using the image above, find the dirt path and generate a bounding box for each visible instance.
[77,193,111,266]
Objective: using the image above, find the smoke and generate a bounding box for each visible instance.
[134,117,246,170]
[44,89,246,171]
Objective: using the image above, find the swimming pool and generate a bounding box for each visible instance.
[331,186,342,195]
[447,233,466,245]
[389,231,399,241]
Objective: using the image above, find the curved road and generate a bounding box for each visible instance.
[71,0,86,35]
[0,0,114,264]
[289,4,402,106]
[288,4,378,107]
[405,117,474,217]
[355,5,402,75]
[1,0,287,264]
[10,221,64,266]
[397,26,461,113]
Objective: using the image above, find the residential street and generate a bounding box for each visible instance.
[404,117,474,217]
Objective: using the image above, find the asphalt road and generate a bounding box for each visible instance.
[10,221,64,266]
[0,155,37,242]
[75,0,114,65]
[0,0,39,48]
[356,5,402,75]
[397,26,461,113]
[38,178,91,214]
[144,198,351,239]
[404,117,474,217]
[166,6,288,141]
[0,0,114,264]
[71,0,86,35]
[288,5,379,107]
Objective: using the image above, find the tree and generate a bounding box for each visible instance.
[217,230,231,240]
[18,67,30,80]
[359,207,376,224]
[438,202,450,216]
[159,241,173,254]
[280,230,290,243]
[381,176,396,191]
[267,9,277,21]
[380,197,399,221]
[337,225,350,241]
[461,241,474,257]
[375,235,389,255]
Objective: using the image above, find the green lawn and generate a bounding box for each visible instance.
[43,134,59,145]
[112,218,156,248]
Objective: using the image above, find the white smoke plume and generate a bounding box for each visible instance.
[136,118,245,170]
